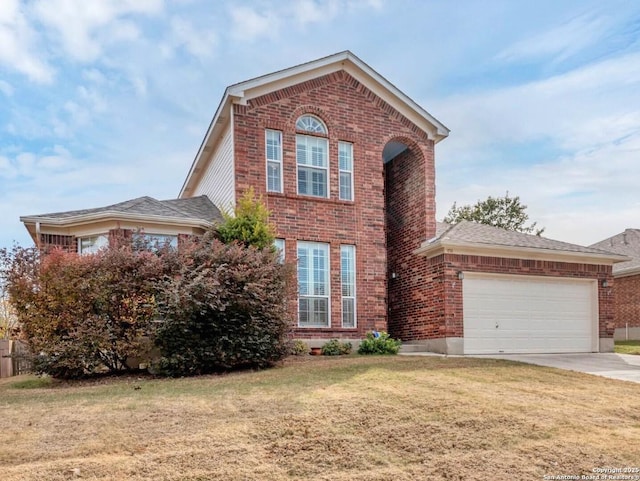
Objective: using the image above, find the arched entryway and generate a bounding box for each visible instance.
[382,136,436,340]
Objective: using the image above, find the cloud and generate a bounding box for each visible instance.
[496,10,611,64]
[229,5,279,41]
[0,0,54,82]
[0,79,13,97]
[32,0,163,62]
[166,16,217,60]
[434,50,640,244]
[230,0,384,41]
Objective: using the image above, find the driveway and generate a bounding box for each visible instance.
[471,353,640,384]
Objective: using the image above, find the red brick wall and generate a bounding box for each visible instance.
[441,254,615,340]
[232,70,436,339]
[385,147,441,341]
[615,274,640,329]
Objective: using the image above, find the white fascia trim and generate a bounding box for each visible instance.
[21,212,213,230]
[614,266,640,278]
[414,239,631,265]
[227,51,450,142]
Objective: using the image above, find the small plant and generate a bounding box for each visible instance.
[357,331,401,355]
[321,339,352,356]
[290,340,309,356]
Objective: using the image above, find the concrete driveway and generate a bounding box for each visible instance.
[471,353,640,384]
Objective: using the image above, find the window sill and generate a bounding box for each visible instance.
[267,192,355,206]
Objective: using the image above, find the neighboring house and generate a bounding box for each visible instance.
[591,229,640,340]
[21,51,627,354]
[20,195,222,253]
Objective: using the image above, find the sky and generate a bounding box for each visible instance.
[1,0,639,248]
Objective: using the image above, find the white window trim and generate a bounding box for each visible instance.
[296,114,327,134]
[274,238,285,263]
[338,141,354,201]
[78,234,109,255]
[296,134,329,198]
[341,245,357,328]
[265,129,283,193]
[297,241,331,328]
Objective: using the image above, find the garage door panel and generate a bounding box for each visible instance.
[463,275,597,354]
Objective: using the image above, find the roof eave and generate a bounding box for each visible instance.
[614,266,640,278]
[415,239,630,265]
[21,212,214,230]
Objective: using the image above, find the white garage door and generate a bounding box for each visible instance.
[463,273,598,354]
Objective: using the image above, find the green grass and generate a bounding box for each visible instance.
[615,339,640,355]
[0,356,639,481]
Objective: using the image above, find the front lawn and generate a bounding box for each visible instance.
[615,339,640,355]
[1,356,639,481]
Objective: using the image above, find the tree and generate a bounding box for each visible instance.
[0,244,171,378]
[444,192,545,236]
[216,187,276,249]
[0,283,19,339]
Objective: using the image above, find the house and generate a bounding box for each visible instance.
[591,229,640,340]
[21,51,628,354]
[20,195,221,253]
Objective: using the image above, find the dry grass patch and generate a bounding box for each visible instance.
[1,356,639,480]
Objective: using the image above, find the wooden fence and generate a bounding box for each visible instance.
[0,340,31,378]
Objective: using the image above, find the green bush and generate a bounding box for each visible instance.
[216,187,276,250]
[357,331,401,355]
[154,236,294,376]
[321,339,352,356]
[290,340,309,356]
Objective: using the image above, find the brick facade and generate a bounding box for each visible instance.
[232,70,436,339]
[614,274,640,329]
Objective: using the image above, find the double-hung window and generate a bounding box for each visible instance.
[338,141,353,201]
[78,234,108,254]
[274,238,285,263]
[340,245,356,328]
[266,130,283,193]
[296,115,328,198]
[297,241,330,327]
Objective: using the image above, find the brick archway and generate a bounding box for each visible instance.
[382,136,435,340]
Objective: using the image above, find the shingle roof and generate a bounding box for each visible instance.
[22,195,223,224]
[590,229,640,275]
[432,221,624,257]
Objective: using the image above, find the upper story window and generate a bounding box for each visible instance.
[338,141,353,201]
[266,130,283,193]
[296,115,327,134]
[296,115,328,198]
[78,234,108,254]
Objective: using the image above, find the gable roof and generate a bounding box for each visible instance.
[180,50,449,197]
[21,195,222,228]
[416,221,629,265]
[590,229,640,277]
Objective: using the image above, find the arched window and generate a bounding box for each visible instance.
[295,115,329,198]
[296,115,327,135]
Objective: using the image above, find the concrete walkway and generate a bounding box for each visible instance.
[469,353,640,384]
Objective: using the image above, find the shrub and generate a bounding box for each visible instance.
[216,188,276,249]
[321,339,353,356]
[154,236,294,376]
[357,331,401,355]
[0,244,169,378]
[290,340,309,356]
